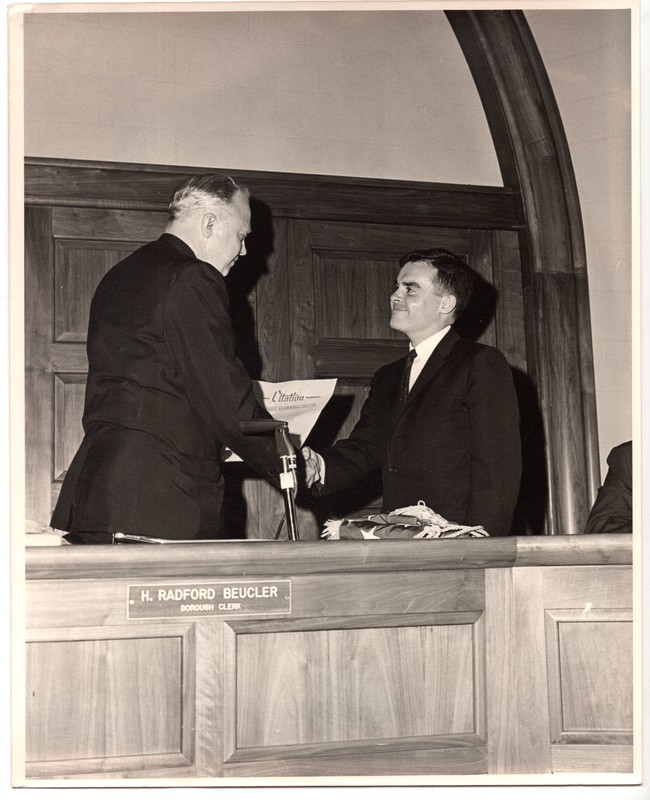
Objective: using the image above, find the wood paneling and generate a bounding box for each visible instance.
[24,534,633,583]
[25,207,54,531]
[193,619,223,776]
[314,257,399,341]
[253,218,291,382]
[484,560,634,776]
[26,623,196,775]
[54,240,137,341]
[553,616,632,737]
[26,571,486,630]
[491,230,526,370]
[222,742,488,777]
[485,567,553,773]
[314,340,406,380]
[542,564,633,607]
[550,744,633,773]
[222,610,486,768]
[51,206,168,240]
[233,623,476,748]
[22,539,633,779]
[26,158,520,229]
[53,373,86,480]
[27,636,182,760]
[544,594,633,756]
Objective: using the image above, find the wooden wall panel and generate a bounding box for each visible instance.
[54,240,138,341]
[545,609,633,744]
[491,230,526,370]
[27,636,182,760]
[558,619,633,733]
[223,742,488,778]
[26,570,485,630]
[235,623,477,748]
[542,565,632,608]
[25,207,54,531]
[53,373,86,481]
[550,744,633,774]
[462,229,496,347]
[485,564,634,775]
[253,219,291,382]
[542,566,634,774]
[26,623,196,775]
[314,256,400,341]
[51,206,168,240]
[27,159,520,230]
[314,340,406,380]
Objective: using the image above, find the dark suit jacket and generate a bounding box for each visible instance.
[51,233,280,539]
[584,441,632,533]
[319,327,522,536]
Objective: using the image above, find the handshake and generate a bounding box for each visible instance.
[301,446,324,488]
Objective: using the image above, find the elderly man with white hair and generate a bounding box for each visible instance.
[51,174,281,543]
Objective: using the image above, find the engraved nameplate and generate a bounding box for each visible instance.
[127,580,291,619]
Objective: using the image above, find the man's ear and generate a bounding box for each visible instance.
[440,294,457,317]
[201,211,217,238]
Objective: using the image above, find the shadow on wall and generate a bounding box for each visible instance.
[511,368,548,535]
[222,198,274,538]
[226,197,273,380]
[457,272,548,535]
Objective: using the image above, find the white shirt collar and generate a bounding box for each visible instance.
[409,326,451,364]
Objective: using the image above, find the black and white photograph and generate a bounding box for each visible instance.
[7,0,646,795]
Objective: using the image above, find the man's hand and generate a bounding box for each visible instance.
[301,446,323,488]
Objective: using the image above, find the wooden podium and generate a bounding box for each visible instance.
[23,535,634,781]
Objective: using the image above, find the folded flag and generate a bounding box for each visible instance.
[322,500,489,540]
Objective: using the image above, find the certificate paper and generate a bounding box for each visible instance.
[226,379,337,461]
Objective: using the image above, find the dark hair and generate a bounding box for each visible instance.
[399,247,475,320]
[168,174,247,221]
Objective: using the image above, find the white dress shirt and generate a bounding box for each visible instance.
[407,325,451,391]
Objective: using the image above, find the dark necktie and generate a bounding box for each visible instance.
[401,348,417,401]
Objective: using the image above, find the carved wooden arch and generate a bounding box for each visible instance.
[447,10,600,534]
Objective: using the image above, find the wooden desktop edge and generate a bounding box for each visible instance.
[24,534,633,581]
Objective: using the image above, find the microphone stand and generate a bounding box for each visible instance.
[238,420,300,541]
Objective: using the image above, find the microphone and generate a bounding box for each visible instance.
[239,420,286,435]
[238,419,299,540]
[239,420,294,456]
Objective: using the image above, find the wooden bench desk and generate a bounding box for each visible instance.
[23,534,634,781]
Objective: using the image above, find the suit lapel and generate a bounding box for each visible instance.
[398,327,460,415]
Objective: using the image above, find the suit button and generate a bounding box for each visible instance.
[389,467,397,474]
